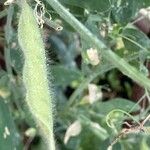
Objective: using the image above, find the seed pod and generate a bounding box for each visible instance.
[18,1,55,149]
[134,7,150,34]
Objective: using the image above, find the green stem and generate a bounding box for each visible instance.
[68,52,143,107]
[0,9,7,19]
[68,63,113,107]
[4,5,13,76]
[44,16,63,31]
[46,0,150,90]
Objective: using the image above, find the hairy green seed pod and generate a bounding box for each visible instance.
[18,1,55,149]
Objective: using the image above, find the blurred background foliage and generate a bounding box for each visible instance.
[0,0,150,149]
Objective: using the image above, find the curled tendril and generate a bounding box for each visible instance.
[34,0,46,28]
[34,0,62,31]
[106,109,140,128]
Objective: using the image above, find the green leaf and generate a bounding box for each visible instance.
[79,115,108,140]
[122,25,150,52]
[111,0,150,25]
[140,138,150,150]
[93,98,140,115]
[139,0,150,7]
[11,48,24,74]
[0,97,22,149]
[48,35,77,68]
[51,65,83,86]
[111,0,137,24]
[60,0,110,12]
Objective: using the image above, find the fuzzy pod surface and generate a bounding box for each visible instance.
[18,1,55,149]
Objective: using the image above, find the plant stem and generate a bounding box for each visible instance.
[44,16,63,31]
[68,51,145,107]
[4,5,13,76]
[0,9,7,19]
[46,0,150,91]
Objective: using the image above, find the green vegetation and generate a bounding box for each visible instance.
[0,0,150,149]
